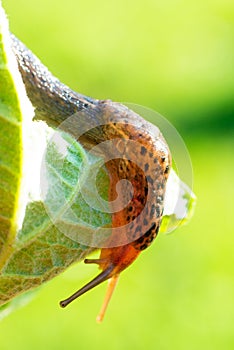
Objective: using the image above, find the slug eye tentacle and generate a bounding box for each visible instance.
[59,264,115,309]
[60,263,120,322]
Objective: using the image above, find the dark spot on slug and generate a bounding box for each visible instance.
[157,183,164,190]
[156,165,162,173]
[133,221,159,250]
[145,230,152,237]
[135,225,141,232]
[143,218,148,226]
[144,222,157,238]
[156,205,161,218]
[145,206,149,215]
[146,175,154,185]
[150,204,155,218]
[164,165,170,174]
[141,146,147,155]
[147,235,155,244]
[137,236,144,244]
[144,163,149,172]
[157,195,163,203]
[140,244,148,250]
[144,186,148,196]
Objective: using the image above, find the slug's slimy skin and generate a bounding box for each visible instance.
[11,35,171,321]
[60,111,171,321]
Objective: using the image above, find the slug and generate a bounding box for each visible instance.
[11,35,171,322]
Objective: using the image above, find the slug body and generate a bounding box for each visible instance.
[11,35,171,321]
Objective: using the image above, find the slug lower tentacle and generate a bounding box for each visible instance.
[11,34,171,321]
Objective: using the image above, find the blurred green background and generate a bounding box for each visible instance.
[1,0,234,349]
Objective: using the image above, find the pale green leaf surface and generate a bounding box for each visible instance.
[0,4,109,312]
[0,4,23,268]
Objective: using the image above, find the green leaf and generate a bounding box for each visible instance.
[0,4,22,266]
[0,4,109,315]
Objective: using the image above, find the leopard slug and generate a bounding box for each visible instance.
[11,34,171,322]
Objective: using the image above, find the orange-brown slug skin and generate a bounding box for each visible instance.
[95,101,171,275]
[11,34,171,318]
